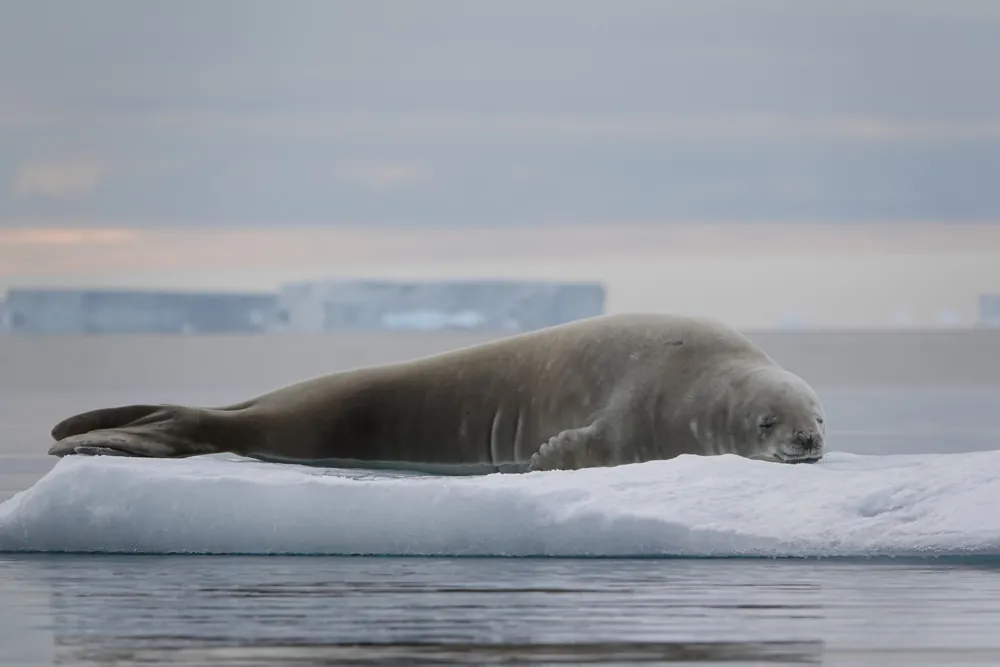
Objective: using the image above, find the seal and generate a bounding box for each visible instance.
[46,313,826,473]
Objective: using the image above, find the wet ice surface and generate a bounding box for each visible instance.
[4,555,1000,666]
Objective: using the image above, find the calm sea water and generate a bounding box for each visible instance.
[2,385,1000,666]
[4,555,1000,666]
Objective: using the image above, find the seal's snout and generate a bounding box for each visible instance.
[793,430,821,450]
[774,429,824,464]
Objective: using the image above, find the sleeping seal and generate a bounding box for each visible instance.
[47,313,826,473]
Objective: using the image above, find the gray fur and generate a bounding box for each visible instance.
[48,313,826,473]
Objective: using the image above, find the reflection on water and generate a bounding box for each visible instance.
[3,556,1000,665]
[54,641,826,665]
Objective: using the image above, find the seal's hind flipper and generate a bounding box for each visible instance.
[70,445,144,457]
[47,430,165,458]
[527,421,615,472]
[47,406,226,459]
[50,404,165,441]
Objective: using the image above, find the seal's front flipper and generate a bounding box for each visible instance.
[50,404,166,441]
[528,421,615,472]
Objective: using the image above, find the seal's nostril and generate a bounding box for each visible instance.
[794,431,817,448]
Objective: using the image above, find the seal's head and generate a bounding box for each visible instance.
[738,367,826,464]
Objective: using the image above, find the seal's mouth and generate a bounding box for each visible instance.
[774,453,823,464]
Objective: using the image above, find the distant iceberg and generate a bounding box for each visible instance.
[381,309,487,331]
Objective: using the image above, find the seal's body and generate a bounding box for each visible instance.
[48,313,826,473]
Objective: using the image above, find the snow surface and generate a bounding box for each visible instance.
[2,451,999,557]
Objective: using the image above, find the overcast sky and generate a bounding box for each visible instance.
[2,0,999,229]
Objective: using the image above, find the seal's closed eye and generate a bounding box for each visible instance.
[758,416,776,431]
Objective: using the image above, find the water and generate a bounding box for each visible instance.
[4,556,1000,666]
[2,385,1000,665]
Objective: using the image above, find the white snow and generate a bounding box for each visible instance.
[2,450,1000,557]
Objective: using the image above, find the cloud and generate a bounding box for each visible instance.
[0,228,135,247]
[13,159,107,198]
[1,2,998,227]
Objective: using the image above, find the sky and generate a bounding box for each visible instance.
[2,0,1000,229]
